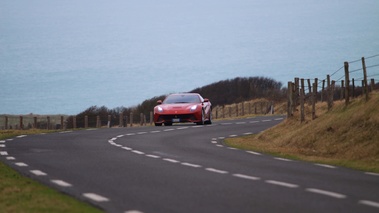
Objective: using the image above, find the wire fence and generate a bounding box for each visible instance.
[287,54,379,122]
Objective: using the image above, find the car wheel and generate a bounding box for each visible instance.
[196,110,205,125]
[205,111,212,125]
[155,123,162,126]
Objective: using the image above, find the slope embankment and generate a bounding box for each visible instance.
[226,91,379,172]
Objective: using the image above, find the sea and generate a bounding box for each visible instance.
[1,0,379,115]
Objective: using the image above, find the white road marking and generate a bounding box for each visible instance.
[30,170,47,176]
[262,120,271,122]
[6,139,13,141]
[365,172,379,177]
[181,162,202,168]
[249,121,259,123]
[164,129,174,131]
[211,141,217,144]
[216,145,224,147]
[246,151,262,155]
[315,163,336,169]
[229,135,238,137]
[0,140,5,143]
[236,122,246,124]
[86,129,98,131]
[0,151,9,155]
[114,144,122,147]
[265,180,299,188]
[206,168,228,174]
[305,188,346,199]
[59,131,73,134]
[83,193,110,202]
[6,156,15,160]
[192,126,203,128]
[221,123,233,125]
[177,127,188,130]
[51,180,72,187]
[233,174,261,181]
[125,210,144,213]
[358,200,379,208]
[275,118,284,120]
[122,147,132,151]
[137,132,147,135]
[17,135,27,138]
[243,132,253,135]
[228,147,238,150]
[117,135,124,138]
[15,162,28,167]
[0,144,5,147]
[146,154,161,159]
[218,137,225,139]
[163,158,179,163]
[132,150,145,155]
[126,133,136,136]
[150,131,160,133]
[274,157,293,162]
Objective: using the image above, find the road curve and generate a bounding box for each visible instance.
[1,115,379,213]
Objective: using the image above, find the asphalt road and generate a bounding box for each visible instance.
[1,115,379,213]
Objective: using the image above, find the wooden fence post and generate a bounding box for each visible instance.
[352,78,355,98]
[287,81,293,117]
[119,113,123,127]
[60,116,64,130]
[340,80,344,100]
[73,116,77,129]
[327,75,332,110]
[130,112,133,127]
[150,111,153,126]
[19,116,23,130]
[47,116,50,130]
[241,102,245,116]
[96,116,101,128]
[312,82,317,120]
[33,117,37,129]
[300,88,305,123]
[371,79,375,92]
[5,116,8,130]
[362,57,369,101]
[84,115,88,128]
[314,78,318,103]
[344,61,350,106]
[321,79,325,102]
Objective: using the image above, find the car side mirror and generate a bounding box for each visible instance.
[204,98,209,102]
[157,100,162,105]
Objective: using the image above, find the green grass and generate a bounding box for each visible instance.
[0,129,103,213]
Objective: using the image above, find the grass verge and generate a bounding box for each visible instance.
[0,129,102,213]
[226,92,379,173]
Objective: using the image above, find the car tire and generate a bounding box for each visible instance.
[205,112,212,125]
[196,110,205,125]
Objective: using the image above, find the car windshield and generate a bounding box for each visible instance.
[163,94,201,104]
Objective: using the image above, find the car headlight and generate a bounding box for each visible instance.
[190,105,197,112]
[157,106,163,112]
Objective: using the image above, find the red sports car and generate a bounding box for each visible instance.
[153,93,212,126]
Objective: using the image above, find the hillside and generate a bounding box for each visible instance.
[226,91,379,172]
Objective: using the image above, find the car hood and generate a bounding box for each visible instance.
[160,103,198,110]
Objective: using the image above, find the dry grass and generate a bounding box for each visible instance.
[226,92,379,172]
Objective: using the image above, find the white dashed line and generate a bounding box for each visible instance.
[315,163,337,169]
[181,162,202,168]
[163,158,179,163]
[228,147,238,150]
[132,150,145,155]
[0,151,8,156]
[229,135,238,137]
[146,154,161,159]
[218,137,225,139]
[249,121,259,123]
[30,170,47,176]
[221,123,233,125]
[265,180,299,188]
[122,147,132,151]
[59,131,73,134]
[211,141,217,144]
[205,168,228,174]
[15,162,28,167]
[243,132,253,135]
[117,135,124,138]
[51,180,72,187]
[305,188,346,199]
[83,193,110,202]
[177,127,188,130]
[358,200,379,209]
[125,210,144,213]
[0,140,5,143]
[6,156,15,160]
[233,173,261,181]
[236,122,246,124]
[262,120,271,122]
[137,132,147,135]
[86,129,98,131]
[150,131,160,133]
[365,172,379,177]
[246,151,262,156]
[274,118,284,120]
[0,144,5,147]
[274,157,293,162]
[16,135,27,138]
[216,145,224,147]
[126,133,135,136]
[164,129,174,132]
